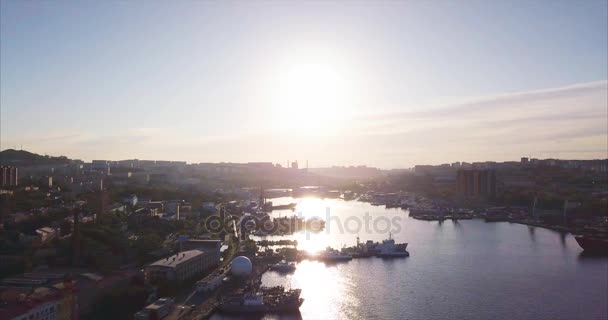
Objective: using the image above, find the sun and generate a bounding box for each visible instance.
[271,57,351,133]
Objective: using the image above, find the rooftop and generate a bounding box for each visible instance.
[148,250,204,268]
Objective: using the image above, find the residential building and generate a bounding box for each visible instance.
[457,169,497,198]
[1,166,18,187]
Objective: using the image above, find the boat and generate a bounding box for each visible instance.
[575,235,608,254]
[351,252,375,258]
[324,190,341,198]
[317,247,353,261]
[574,223,608,254]
[341,235,409,258]
[376,233,409,258]
[343,191,355,201]
[271,203,297,210]
[385,199,402,208]
[269,261,296,272]
[218,287,304,314]
[341,236,378,258]
[484,209,509,222]
[377,250,410,258]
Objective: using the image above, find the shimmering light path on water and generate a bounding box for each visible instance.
[213,197,608,320]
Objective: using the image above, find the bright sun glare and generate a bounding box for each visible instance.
[273,57,351,133]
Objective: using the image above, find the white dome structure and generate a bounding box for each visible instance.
[230,256,253,277]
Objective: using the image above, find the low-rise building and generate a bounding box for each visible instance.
[35,227,57,243]
[134,297,174,320]
[0,274,77,320]
[144,249,217,283]
[181,239,222,263]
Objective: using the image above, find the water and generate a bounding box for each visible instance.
[213,197,608,320]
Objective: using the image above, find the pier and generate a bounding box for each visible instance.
[184,257,273,319]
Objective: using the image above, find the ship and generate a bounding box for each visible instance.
[341,236,409,258]
[343,238,376,258]
[269,261,296,272]
[484,208,510,222]
[575,225,608,254]
[271,203,298,210]
[317,247,353,261]
[376,233,409,258]
[574,236,608,254]
[343,191,355,201]
[218,287,304,314]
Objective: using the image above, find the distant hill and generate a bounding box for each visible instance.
[0,149,71,166]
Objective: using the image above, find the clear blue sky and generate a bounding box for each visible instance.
[1,1,607,168]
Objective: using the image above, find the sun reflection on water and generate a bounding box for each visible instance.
[265,197,372,254]
[262,260,359,320]
[268,197,334,254]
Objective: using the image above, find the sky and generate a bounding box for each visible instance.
[1,1,607,168]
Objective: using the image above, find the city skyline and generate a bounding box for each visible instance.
[1,1,607,168]
[1,146,606,171]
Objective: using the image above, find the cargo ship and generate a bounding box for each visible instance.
[218,287,303,314]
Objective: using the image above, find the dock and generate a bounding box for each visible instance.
[184,258,271,319]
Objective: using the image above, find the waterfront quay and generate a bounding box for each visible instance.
[360,189,607,239]
[180,253,280,319]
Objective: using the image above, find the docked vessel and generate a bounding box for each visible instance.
[343,190,355,201]
[376,233,409,258]
[317,247,353,261]
[575,235,608,254]
[218,287,304,314]
[575,224,608,254]
[484,208,510,222]
[377,250,410,258]
[341,236,409,258]
[271,203,298,210]
[269,261,296,272]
